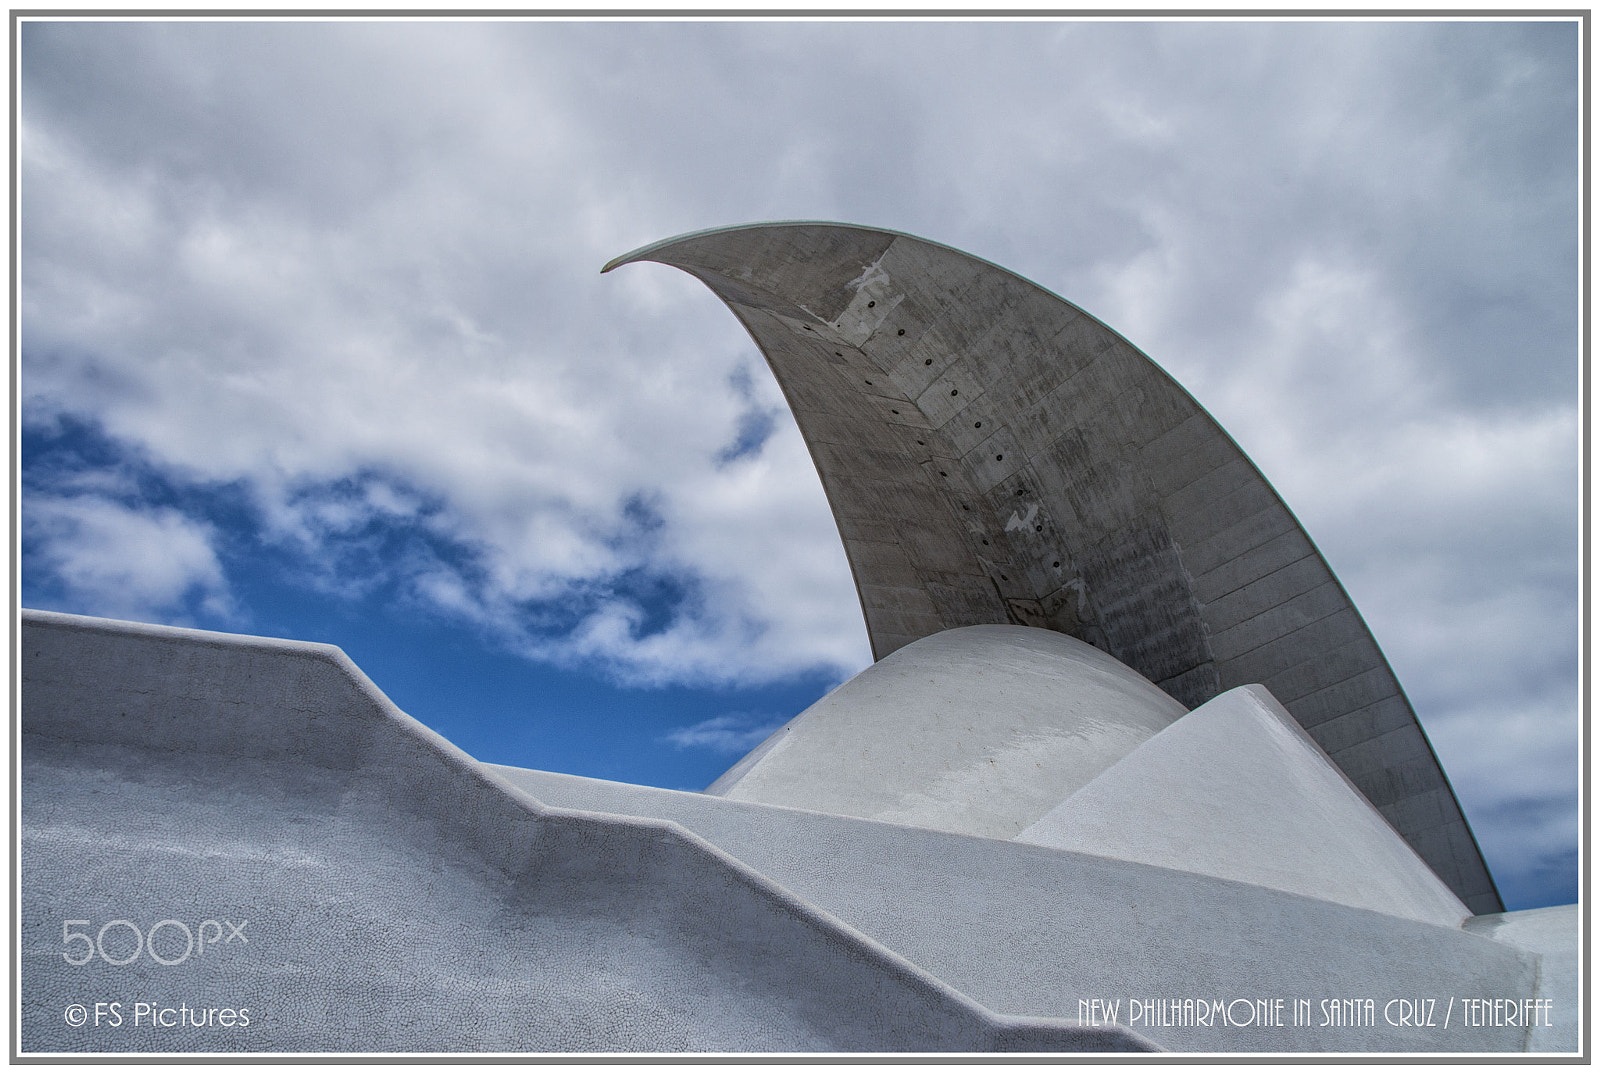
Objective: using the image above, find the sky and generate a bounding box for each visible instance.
[17,17,1581,911]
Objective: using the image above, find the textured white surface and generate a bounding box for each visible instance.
[21,609,1149,1054]
[1015,685,1472,927]
[500,765,1554,1053]
[710,625,1187,838]
[21,609,1570,1053]
[1462,905,1581,1052]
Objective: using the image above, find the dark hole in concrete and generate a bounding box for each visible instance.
[974,422,982,428]
[996,454,1004,461]
[951,389,959,396]
[867,300,876,308]
[1036,525,1043,532]
[982,539,990,545]
[939,471,948,477]
[1053,561,1061,568]
[924,359,933,366]
[898,329,906,335]
[891,410,900,415]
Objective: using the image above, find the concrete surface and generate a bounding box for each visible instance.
[708,624,1187,838]
[21,609,1575,1054]
[20,609,1149,1054]
[604,221,1501,915]
[1015,684,1470,928]
[1462,905,1582,1052]
[494,765,1554,1053]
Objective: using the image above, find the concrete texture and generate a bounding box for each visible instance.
[20,609,1149,1054]
[1015,684,1470,928]
[492,766,1552,1053]
[604,221,1501,915]
[708,624,1187,838]
[21,610,1576,1054]
[1462,905,1582,1052]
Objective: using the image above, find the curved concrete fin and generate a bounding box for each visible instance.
[608,221,1501,914]
[1016,684,1471,928]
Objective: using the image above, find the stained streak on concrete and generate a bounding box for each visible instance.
[605,221,1501,915]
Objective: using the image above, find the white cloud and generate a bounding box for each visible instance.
[1428,694,1580,903]
[22,22,871,684]
[662,713,788,754]
[17,20,1579,899]
[24,495,236,624]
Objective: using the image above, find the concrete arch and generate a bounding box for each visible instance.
[604,221,1501,914]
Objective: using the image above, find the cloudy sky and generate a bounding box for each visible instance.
[19,18,1580,910]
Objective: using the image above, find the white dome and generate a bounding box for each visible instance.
[709,624,1186,839]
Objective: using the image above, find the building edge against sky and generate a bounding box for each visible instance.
[18,222,1578,1054]
[17,610,1577,1052]
[605,221,1502,915]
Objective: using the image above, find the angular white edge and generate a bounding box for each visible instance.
[1015,684,1472,928]
[20,608,1157,1053]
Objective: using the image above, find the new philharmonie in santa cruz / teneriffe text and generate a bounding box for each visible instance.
[19,222,1578,1054]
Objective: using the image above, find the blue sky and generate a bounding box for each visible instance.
[18,18,1580,910]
